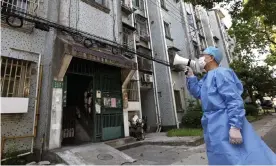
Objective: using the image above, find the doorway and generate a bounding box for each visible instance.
[61,57,124,145]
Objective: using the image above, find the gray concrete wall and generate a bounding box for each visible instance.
[140,89,157,131]
[1,0,58,153]
[147,0,176,127]
[161,1,192,123]
[68,0,121,42]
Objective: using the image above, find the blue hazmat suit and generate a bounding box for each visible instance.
[187,67,276,165]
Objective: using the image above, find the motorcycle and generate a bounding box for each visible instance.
[129,115,145,141]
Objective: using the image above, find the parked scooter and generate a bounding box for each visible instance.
[129,115,145,141]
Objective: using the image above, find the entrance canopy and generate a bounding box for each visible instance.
[56,34,137,71]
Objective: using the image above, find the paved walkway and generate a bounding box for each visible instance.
[53,114,276,165]
[122,114,276,165]
[54,143,135,165]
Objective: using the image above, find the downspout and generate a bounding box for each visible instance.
[1,49,42,160]
[144,0,162,132]
[157,1,179,129]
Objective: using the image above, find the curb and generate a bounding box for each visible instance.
[116,136,205,151]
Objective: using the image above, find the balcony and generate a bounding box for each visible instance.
[121,0,134,15]
[1,0,40,33]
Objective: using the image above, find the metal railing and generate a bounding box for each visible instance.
[1,56,32,97]
[1,0,40,30]
[122,27,135,49]
[1,0,39,15]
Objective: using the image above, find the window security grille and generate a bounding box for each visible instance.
[1,56,32,97]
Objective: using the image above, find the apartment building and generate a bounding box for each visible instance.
[147,0,197,130]
[121,0,160,134]
[1,0,235,158]
[147,0,235,130]
[1,0,159,157]
[195,6,234,66]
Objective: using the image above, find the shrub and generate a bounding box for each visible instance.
[181,99,203,128]
[244,104,259,116]
[167,128,203,137]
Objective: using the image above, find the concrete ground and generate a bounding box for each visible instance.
[122,114,276,165]
[52,114,276,165]
[54,143,135,165]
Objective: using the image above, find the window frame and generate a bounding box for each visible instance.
[160,0,168,11]
[164,21,172,40]
[134,0,144,10]
[187,12,195,28]
[81,0,110,13]
[193,42,200,59]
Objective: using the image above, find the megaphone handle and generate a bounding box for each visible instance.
[185,67,189,75]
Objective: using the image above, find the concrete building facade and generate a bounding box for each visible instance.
[1,0,235,158]
[1,0,160,157]
[147,0,235,130]
[1,0,60,157]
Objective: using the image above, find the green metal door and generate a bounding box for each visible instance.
[94,64,124,141]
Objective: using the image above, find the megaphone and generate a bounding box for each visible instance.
[172,54,200,75]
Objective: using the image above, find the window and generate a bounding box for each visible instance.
[2,0,29,13]
[136,15,148,39]
[160,0,165,8]
[193,42,200,59]
[187,12,194,28]
[127,80,139,101]
[174,90,183,112]
[164,22,171,39]
[134,0,144,10]
[123,27,129,47]
[1,57,32,97]
[94,0,104,5]
[199,34,207,51]
[135,0,140,7]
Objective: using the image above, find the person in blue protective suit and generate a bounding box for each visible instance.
[186,46,276,165]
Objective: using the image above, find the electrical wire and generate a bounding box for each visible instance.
[1,7,171,67]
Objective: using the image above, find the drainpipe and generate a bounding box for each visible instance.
[144,0,162,132]
[1,49,42,161]
[157,1,179,129]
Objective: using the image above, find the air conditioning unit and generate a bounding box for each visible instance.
[143,74,153,83]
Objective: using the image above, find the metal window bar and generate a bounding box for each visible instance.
[1,56,31,97]
[126,80,139,101]
[1,0,39,15]
[122,27,134,49]
[1,0,40,29]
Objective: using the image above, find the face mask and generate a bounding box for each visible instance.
[198,57,206,69]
